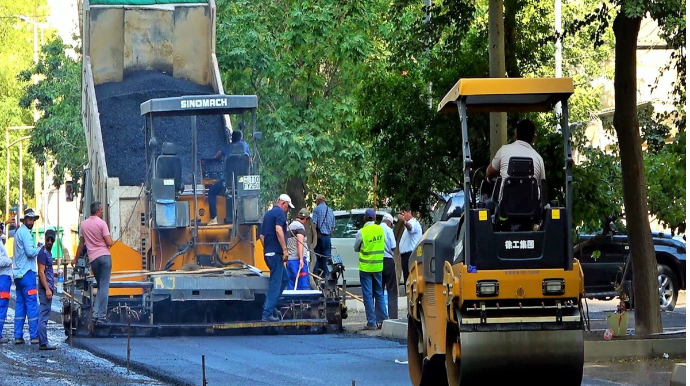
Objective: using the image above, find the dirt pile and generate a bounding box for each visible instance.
[95,70,227,186]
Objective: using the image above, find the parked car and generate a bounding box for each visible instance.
[331,209,396,286]
[576,232,686,311]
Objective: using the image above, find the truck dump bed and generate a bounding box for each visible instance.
[81,0,228,268]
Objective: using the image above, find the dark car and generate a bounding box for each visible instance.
[576,232,686,311]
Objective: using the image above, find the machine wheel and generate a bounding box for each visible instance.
[445,324,461,386]
[658,264,678,311]
[406,312,449,386]
[407,316,425,386]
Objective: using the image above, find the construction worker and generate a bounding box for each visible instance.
[286,209,311,290]
[208,130,251,225]
[72,201,114,323]
[13,209,42,345]
[380,213,398,319]
[37,229,57,350]
[312,194,334,278]
[259,194,293,322]
[486,119,545,181]
[398,207,422,288]
[0,223,11,344]
[354,209,387,330]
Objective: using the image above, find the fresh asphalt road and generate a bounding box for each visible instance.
[75,332,658,386]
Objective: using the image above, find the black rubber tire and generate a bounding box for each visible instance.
[658,264,679,312]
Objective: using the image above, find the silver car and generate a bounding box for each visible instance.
[330,208,397,286]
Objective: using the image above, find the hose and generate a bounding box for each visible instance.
[162,244,192,271]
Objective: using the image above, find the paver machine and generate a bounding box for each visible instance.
[64,94,347,336]
[406,78,585,385]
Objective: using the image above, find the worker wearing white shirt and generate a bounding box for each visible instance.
[398,207,422,289]
[380,213,398,319]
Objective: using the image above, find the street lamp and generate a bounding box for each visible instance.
[5,127,33,223]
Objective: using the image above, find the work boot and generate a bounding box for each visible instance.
[207,217,218,225]
[0,337,9,344]
[262,315,280,322]
[39,344,57,351]
[364,324,378,331]
[30,338,39,345]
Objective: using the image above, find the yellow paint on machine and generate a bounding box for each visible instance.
[108,241,144,296]
[453,260,583,302]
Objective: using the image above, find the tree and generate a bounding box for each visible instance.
[0,1,50,217]
[215,0,383,213]
[356,0,614,221]
[18,36,85,190]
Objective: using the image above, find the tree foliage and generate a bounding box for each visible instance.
[215,0,383,211]
[0,1,51,216]
[18,36,85,189]
[356,0,614,222]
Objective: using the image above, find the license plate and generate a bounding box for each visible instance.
[242,175,260,190]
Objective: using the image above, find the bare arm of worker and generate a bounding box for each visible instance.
[104,234,114,248]
[71,236,84,266]
[397,215,412,231]
[486,164,500,180]
[38,261,52,300]
[486,148,502,181]
[259,235,265,246]
[297,234,305,269]
[275,225,288,260]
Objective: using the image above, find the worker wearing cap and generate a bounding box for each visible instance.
[286,209,311,291]
[380,213,398,319]
[0,223,12,344]
[12,208,42,345]
[312,194,334,278]
[354,209,387,330]
[37,229,57,350]
[259,194,293,322]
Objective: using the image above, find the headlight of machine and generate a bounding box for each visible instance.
[476,280,499,297]
[542,279,565,295]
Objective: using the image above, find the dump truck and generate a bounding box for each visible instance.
[406,78,585,386]
[63,0,346,337]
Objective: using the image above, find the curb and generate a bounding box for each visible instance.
[671,363,686,386]
[380,319,686,361]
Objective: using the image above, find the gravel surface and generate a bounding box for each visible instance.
[0,307,166,386]
[95,71,227,186]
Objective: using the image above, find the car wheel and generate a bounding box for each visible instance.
[658,264,679,312]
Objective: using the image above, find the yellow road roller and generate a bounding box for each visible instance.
[406,77,585,386]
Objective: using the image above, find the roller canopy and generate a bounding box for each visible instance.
[437,78,574,113]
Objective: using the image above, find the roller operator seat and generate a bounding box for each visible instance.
[494,157,544,231]
[224,142,250,187]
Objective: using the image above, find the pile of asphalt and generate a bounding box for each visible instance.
[95,70,227,186]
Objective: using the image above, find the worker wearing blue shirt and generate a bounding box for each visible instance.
[12,209,43,345]
[0,223,12,344]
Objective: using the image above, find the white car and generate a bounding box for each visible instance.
[330,208,397,286]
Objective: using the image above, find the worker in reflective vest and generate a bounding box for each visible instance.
[354,209,388,330]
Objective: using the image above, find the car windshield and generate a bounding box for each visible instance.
[333,213,385,238]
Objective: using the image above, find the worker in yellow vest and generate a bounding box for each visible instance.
[354,209,388,330]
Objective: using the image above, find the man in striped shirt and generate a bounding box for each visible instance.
[312,194,334,278]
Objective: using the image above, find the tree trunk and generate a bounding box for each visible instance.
[612,11,662,336]
[286,176,307,218]
[488,0,507,158]
[504,0,521,78]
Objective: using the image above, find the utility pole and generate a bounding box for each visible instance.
[554,0,563,118]
[5,127,34,224]
[488,0,507,158]
[425,0,432,108]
